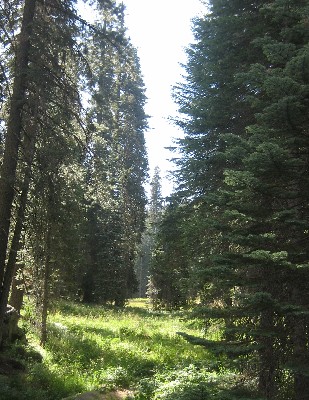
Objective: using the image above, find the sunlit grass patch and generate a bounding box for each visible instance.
[45,300,209,392]
[4,299,219,399]
[127,298,149,309]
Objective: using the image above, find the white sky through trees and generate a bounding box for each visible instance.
[123,0,205,197]
[78,0,205,197]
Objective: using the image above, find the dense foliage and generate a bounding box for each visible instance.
[2,0,309,399]
[0,0,148,343]
[152,0,309,399]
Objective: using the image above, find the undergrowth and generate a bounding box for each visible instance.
[0,298,236,400]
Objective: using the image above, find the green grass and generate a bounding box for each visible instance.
[0,299,230,400]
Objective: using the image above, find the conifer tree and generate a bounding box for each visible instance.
[151,199,191,309]
[13,0,87,344]
[0,0,37,344]
[79,2,148,305]
[171,0,309,398]
[136,167,163,298]
[0,0,149,347]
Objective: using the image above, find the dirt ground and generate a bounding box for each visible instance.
[65,389,134,399]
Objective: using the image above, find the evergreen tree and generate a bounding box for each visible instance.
[170,0,309,398]
[0,0,148,343]
[78,2,148,305]
[15,0,88,344]
[151,199,191,309]
[0,0,37,344]
[136,167,163,298]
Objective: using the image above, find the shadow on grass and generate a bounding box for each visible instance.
[55,299,192,320]
[54,301,104,317]
[9,301,206,400]
[47,322,158,374]
[28,363,85,400]
[0,351,85,400]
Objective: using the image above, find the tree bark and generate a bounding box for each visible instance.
[7,92,37,275]
[0,0,37,345]
[9,265,25,314]
[258,310,276,399]
[0,105,37,342]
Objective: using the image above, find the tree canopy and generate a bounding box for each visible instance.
[1,1,309,398]
[0,0,148,342]
[153,0,309,398]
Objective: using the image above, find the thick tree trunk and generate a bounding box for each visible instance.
[0,0,37,345]
[0,96,38,344]
[5,96,37,299]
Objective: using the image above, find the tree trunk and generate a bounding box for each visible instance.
[9,265,24,314]
[0,0,37,346]
[40,175,56,347]
[0,95,38,345]
[292,284,309,400]
[0,0,37,285]
[293,318,309,400]
[40,222,52,347]
[258,310,276,399]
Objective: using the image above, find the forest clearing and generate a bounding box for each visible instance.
[0,298,230,400]
[1,0,309,399]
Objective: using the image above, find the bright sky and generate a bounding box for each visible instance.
[78,0,206,197]
[122,0,206,197]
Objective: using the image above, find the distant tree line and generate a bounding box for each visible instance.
[150,1,309,399]
[0,0,148,345]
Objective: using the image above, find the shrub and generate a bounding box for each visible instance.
[134,364,217,400]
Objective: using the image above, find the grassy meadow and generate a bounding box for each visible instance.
[0,299,232,400]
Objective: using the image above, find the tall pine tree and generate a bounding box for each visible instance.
[169,0,309,398]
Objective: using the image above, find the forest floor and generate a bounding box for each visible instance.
[0,299,229,400]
